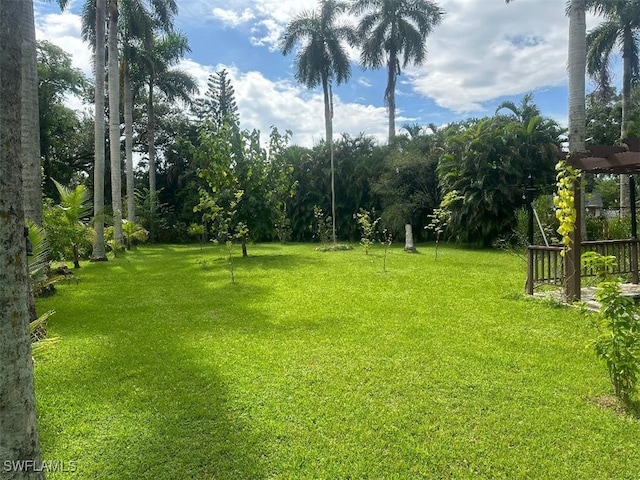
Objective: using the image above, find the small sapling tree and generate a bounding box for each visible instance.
[354,208,380,255]
[381,228,392,273]
[426,191,458,260]
[313,206,333,245]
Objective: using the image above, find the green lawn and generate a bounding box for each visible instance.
[35,243,640,479]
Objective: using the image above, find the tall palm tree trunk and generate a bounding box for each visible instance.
[124,66,135,222]
[566,0,586,300]
[108,0,122,244]
[148,76,156,215]
[322,76,336,244]
[92,0,107,261]
[568,0,586,154]
[0,1,44,475]
[20,0,42,225]
[386,54,397,144]
[620,29,633,216]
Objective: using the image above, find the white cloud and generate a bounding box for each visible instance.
[179,59,388,147]
[211,7,255,27]
[35,10,92,77]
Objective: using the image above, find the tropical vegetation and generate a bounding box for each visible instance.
[5,0,640,477]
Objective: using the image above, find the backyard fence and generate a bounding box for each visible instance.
[526,238,640,294]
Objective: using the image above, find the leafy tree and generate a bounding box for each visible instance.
[287,133,385,241]
[438,106,561,247]
[374,135,440,241]
[37,41,93,199]
[280,0,357,243]
[352,0,444,143]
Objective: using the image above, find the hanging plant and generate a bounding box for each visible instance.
[553,158,581,256]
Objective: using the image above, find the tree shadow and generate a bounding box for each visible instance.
[36,288,271,479]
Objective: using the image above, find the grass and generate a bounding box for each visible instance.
[34,243,640,479]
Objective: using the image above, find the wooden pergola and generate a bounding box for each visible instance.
[526,138,640,301]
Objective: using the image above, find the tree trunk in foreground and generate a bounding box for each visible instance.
[0,2,45,477]
[20,0,42,225]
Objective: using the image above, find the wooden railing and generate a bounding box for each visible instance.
[526,239,640,294]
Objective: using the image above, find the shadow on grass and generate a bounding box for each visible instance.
[588,394,640,420]
[37,292,271,479]
[36,246,311,478]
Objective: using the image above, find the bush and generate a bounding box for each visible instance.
[514,195,560,246]
[583,251,640,403]
[586,215,631,241]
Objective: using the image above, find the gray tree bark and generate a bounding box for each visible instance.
[20,0,42,225]
[124,67,135,222]
[108,0,123,243]
[0,1,45,477]
[404,223,417,253]
[568,0,587,240]
[92,0,107,261]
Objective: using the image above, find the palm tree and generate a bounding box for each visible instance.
[107,0,123,244]
[120,0,177,223]
[586,0,640,214]
[84,0,178,225]
[567,0,587,298]
[280,0,356,243]
[81,0,108,260]
[139,32,197,227]
[0,1,45,475]
[352,0,444,143]
[21,1,45,225]
[53,180,93,268]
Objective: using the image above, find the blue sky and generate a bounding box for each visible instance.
[34,0,613,148]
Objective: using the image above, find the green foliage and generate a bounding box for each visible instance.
[265,127,296,244]
[374,136,440,241]
[438,108,562,247]
[514,194,560,246]
[586,215,632,241]
[313,206,333,244]
[584,252,640,402]
[122,220,149,250]
[37,40,93,198]
[354,208,380,255]
[289,133,385,242]
[43,181,93,267]
[554,159,581,254]
[592,175,620,209]
[426,191,459,260]
[187,223,205,243]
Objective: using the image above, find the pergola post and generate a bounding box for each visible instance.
[630,175,639,284]
[526,175,535,295]
[565,177,582,302]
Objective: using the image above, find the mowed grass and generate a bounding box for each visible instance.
[35,243,640,479]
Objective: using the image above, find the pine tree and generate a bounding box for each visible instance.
[194,69,239,129]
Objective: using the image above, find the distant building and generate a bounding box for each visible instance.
[585,192,604,217]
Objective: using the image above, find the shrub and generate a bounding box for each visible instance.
[583,251,640,402]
